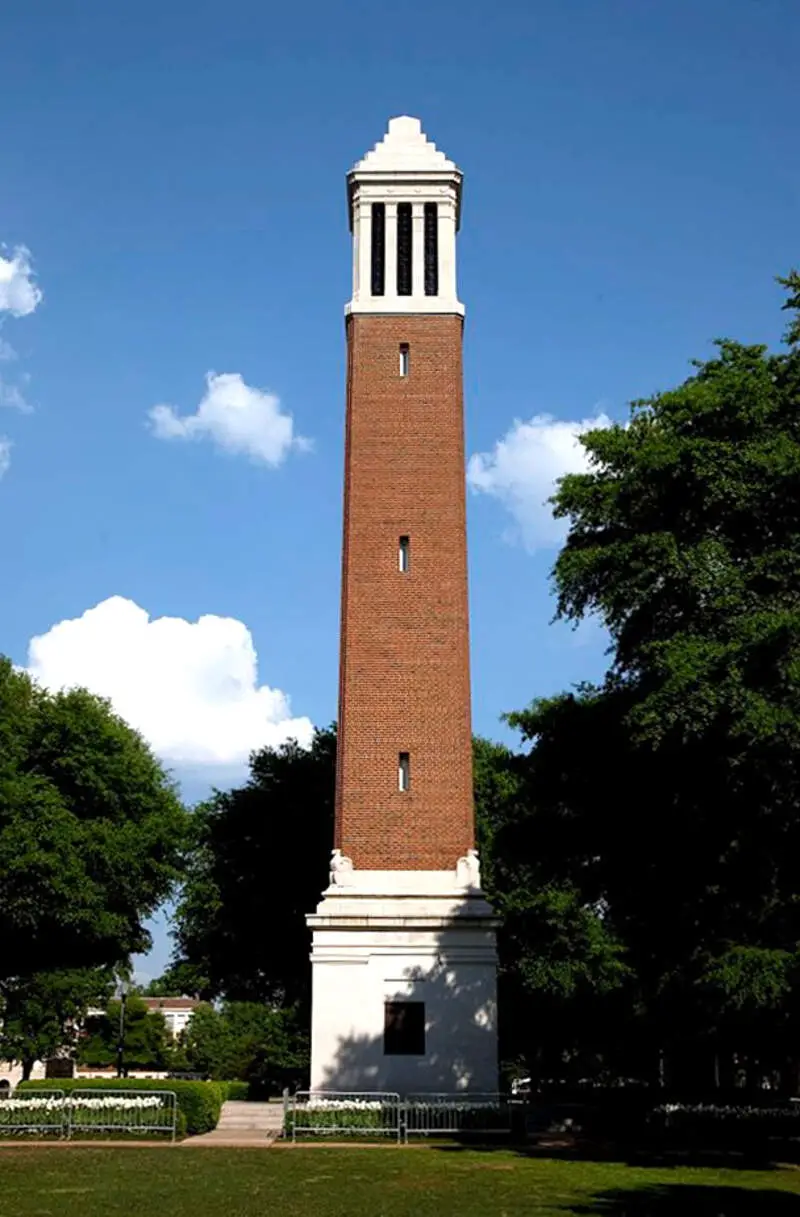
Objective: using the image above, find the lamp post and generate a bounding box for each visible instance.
[116,980,129,1079]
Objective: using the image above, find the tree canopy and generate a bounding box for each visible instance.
[0,969,112,1080]
[0,660,188,981]
[79,994,173,1073]
[179,1002,307,1093]
[500,272,800,1083]
[173,728,336,1005]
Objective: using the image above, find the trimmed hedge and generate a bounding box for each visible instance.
[18,1079,227,1137]
[222,1082,250,1101]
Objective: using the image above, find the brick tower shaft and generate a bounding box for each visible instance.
[336,312,474,870]
[307,117,498,1096]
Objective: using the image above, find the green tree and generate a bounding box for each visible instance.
[0,969,112,1081]
[142,962,208,998]
[181,1002,307,1093]
[504,273,800,1086]
[79,994,172,1073]
[174,727,337,1005]
[0,660,188,980]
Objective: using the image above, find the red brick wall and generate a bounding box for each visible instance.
[335,313,475,870]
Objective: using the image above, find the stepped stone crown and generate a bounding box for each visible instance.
[351,115,460,176]
[347,116,463,314]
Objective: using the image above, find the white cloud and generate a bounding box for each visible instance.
[26,595,314,767]
[468,412,614,551]
[149,372,310,467]
[0,246,43,318]
[0,438,10,479]
[0,375,31,412]
[0,338,17,361]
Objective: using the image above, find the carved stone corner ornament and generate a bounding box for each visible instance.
[329,848,355,887]
[455,847,480,888]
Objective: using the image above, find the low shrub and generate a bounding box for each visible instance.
[17,1079,225,1137]
[221,1081,250,1101]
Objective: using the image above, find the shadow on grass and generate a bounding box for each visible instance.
[570,1184,800,1215]
[429,1137,794,1172]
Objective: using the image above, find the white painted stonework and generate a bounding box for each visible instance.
[308,856,500,1094]
[346,116,464,317]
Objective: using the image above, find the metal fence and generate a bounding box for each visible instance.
[290,1091,402,1142]
[0,1090,177,1141]
[68,1089,178,1141]
[287,1091,512,1143]
[0,1090,67,1138]
[403,1093,511,1139]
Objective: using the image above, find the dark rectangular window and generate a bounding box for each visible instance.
[396,203,412,295]
[371,203,385,296]
[424,203,438,296]
[399,343,409,377]
[398,752,410,791]
[398,535,410,572]
[384,1001,425,1055]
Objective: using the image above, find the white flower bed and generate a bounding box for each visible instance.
[306,1099,384,1111]
[1,1095,165,1111]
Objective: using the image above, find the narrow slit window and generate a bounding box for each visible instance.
[424,203,439,296]
[399,343,410,377]
[384,1001,426,1056]
[398,535,410,572]
[371,203,385,296]
[398,752,410,792]
[396,203,412,295]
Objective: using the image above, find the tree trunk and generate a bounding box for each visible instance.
[21,1058,34,1082]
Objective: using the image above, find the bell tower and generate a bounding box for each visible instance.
[307,117,499,1094]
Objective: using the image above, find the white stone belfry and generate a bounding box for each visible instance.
[307,117,499,1096]
[347,115,464,317]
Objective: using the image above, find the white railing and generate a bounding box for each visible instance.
[0,1090,177,1141]
[0,1090,67,1138]
[290,1091,402,1143]
[287,1091,512,1142]
[68,1089,178,1141]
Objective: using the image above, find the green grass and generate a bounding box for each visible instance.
[0,1148,799,1215]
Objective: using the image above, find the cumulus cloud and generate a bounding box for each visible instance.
[149,372,310,467]
[26,596,314,767]
[468,412,614,551]
[0,246,43,318]
[0,438,10,479]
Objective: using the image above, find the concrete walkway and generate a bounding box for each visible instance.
[183,1100,284,1147]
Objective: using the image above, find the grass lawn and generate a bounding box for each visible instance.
[0,1147,799,1216]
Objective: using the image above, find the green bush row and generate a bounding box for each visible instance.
[17,1078,227,1137]
[220,1081,250,1101]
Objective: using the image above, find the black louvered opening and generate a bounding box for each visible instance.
[424,203,439,296]
[371,203,385,296]
[396,203,412,296]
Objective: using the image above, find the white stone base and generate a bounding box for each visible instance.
[307,866,500,1094]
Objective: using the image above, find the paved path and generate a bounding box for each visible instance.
[183,1100,284,1147]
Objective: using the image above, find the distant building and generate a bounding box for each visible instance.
[85,995,199,1040]
[140,997,199,1039]
[0,995,202,1089]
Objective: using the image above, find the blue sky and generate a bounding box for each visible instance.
[1,0,797,977]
